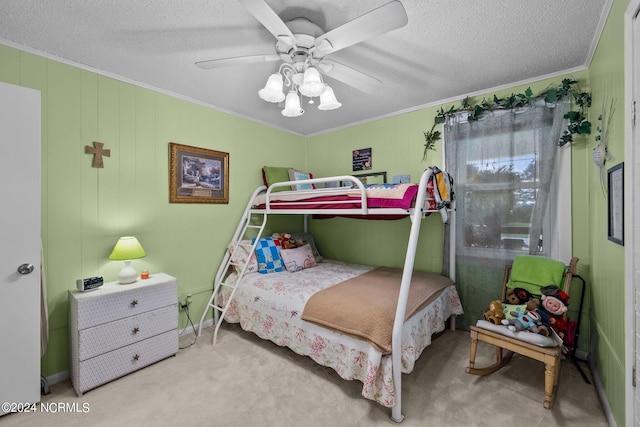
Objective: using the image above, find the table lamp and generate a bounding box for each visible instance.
[108,236,147,284]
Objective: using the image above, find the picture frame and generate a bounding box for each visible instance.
[169,142,229,204]
[340,171,387,187]
[607,162,624,245]
[352,147,372,171]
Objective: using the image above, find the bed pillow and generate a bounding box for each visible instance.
[252,237,284,274]
[280,244,318,272]
[228,240,259,275]
[288,169,316,190]
[262,166,292,192]
[289,232,323,263]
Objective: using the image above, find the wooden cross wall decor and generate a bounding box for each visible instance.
[85,141,111,168]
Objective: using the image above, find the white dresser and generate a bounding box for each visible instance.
[68,273,179,396]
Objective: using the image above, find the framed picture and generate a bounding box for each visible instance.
[607,162,624,245]
[169,142,229,204]
[352,147,372,171]
[340,171,387,187]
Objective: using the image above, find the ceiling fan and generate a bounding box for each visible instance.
[195,0,408,116]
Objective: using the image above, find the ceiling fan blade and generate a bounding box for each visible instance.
[236,0,297,46]
[195,54,280,70]
[314,1,408,56]
[318,59,381,95]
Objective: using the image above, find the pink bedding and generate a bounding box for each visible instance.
[254,183,438,211]
[347,184,419,209]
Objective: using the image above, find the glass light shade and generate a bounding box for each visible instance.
[108,236,147,284]
[317,85,342,111]
[281,91,304,117]
[299,67,325,97]
[258,74,285,103]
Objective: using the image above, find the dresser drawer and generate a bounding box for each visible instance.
[76,330,178,395]
[78,304,178,361]
[73,273,177,329]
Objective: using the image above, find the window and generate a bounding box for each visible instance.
[444,103,572,328]
[445,106,571,259]
[461,122,544,253]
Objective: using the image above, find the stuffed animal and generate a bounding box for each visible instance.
[501,310,549,336]
[538,285,570,338]
[483,300,505,325]
[273,232,305,249]
[505,287,540,311]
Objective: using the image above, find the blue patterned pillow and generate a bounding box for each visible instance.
[288,169,315,190]
[252,237,284,274]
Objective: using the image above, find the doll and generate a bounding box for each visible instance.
[538,285,569,338]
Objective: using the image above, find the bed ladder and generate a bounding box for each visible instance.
[197,186,268,344]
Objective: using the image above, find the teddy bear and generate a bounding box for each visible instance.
[501,310,549,336]
[537,285,569,339]
[505,287,540,311]
[272,232,305,249]
[483,300,505,325]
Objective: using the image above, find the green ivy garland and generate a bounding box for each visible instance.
[422,78,592,160]
[422,123,440,161]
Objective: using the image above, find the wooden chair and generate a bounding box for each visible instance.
[466,256,579,409]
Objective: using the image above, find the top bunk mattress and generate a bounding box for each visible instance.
[251,166,454,220]
[252,183,425,210]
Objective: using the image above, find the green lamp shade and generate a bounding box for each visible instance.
[109,237,147,284]
[108,236,147,260]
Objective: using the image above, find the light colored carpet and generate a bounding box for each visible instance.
[2,324,608,427]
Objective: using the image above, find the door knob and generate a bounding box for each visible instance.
[17,263,35,275]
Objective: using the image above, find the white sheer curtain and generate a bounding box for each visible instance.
[444,101,570,327]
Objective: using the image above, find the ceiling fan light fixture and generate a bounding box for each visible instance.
[315,39,333,53]
[199,0,410,121]
[290,73,304,87]
[318,85,342,111]
[258,73,285,103]
[281,90,304,117]
[276,35,295,46]
[299,66,325,97]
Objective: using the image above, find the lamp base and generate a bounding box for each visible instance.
[118,260,138,284]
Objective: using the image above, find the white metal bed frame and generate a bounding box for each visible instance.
[197,167,456,422]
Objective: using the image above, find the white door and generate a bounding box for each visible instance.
[632,14,640,419]
[0,81,41,415]
[628,1,640,425]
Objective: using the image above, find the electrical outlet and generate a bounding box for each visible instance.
[179,294,192,311]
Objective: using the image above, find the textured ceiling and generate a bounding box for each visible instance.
[0,0,611,136]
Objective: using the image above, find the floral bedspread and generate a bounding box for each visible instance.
[220,260,463,407]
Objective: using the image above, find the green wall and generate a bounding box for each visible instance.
[307,111,447,272]
[0,0,629,422]
[0,45,306,377]
[586,0,628,423]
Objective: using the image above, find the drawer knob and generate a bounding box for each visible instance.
[132,327,140,334]
[133,354,140,362]
[131,299,138,307]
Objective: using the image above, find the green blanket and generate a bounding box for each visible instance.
[507,255,566,296]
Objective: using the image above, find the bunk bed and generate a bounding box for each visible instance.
[197,167,462,423]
